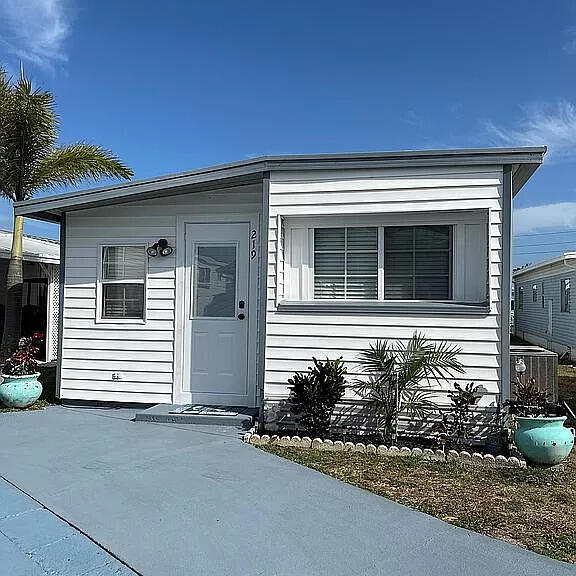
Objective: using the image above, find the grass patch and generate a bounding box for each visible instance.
[259,447,576,563]
[559,364,576,428]
[0,399,50,413]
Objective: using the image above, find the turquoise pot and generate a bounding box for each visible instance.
[0,373,42,409]
[514,416,575,465]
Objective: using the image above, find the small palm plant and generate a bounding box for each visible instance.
[354,333,464,443]
[0,66,133,360]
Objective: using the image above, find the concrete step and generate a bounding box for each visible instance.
[134,404,257,428]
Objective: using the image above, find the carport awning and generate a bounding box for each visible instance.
[0,230,59,264]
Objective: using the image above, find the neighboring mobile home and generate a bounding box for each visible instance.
[14,148,545,430]
[0,230,60,362]
[514,253,576,360]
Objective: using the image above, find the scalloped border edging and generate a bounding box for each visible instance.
[243,433,526,468]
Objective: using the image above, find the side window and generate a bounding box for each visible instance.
[100,246,146,320]
[532,284,537,303]
[541,283,545,308]
[561,279,571,313]
[518,286,524,310]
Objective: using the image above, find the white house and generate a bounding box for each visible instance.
[514,252,576,360]
[14,147,545,429]
[0,230,60,362]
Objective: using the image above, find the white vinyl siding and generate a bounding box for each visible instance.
[61,185,262,404]
[266,165,504,409]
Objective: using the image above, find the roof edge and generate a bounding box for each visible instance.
[513,252,576,279]
[15,147,547,221]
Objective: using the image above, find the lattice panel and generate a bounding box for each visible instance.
[49,265,60,361]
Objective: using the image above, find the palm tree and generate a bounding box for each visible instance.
[354,333,465,443]
[0,67,133,361]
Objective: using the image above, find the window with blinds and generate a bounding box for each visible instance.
[561,279,571,313]
[311,225,453,301]
[384,226,452,300]
[100,246,146,319]
[314,227,378,299]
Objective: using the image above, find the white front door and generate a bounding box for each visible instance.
[185,223,250,405]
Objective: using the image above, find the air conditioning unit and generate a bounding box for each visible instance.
[510,345,558,401]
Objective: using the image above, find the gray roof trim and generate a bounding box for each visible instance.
[14,147,546,222]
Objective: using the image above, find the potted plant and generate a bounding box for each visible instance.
[506,370,574,466]
[0,337,42,408]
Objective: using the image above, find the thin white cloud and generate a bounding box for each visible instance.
[486,101,576,162]
[0,0,69,67]
[564,27,576,54]
[514,202,576,235]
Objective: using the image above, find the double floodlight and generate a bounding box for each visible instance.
[147,239,173,257]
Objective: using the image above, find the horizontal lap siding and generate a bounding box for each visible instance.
[61,186,261,404]
[265,166,504,407]
[515,269,576,352]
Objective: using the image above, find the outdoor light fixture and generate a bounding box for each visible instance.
[515,358,527,375]
[147,239,173,257]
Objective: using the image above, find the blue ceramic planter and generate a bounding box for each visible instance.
[0,373,42,409]
[514,416,575,466]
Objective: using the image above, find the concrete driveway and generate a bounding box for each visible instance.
[0,406,573,576]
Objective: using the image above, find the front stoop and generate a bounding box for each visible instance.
[134,404,257,428]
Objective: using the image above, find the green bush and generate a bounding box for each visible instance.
[354,333,464,443]
[288,357,347,437]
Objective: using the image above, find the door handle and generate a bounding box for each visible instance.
[237,313,245,320]
[238,300,245,309]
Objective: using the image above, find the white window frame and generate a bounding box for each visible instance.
[96,243,148,324]
[283,210,489,306]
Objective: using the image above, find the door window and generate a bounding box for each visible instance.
[193,244,237,318]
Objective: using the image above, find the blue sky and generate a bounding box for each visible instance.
[1,0,576,266]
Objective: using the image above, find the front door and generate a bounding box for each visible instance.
[185,223,250,405]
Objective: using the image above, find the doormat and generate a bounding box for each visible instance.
[169,405,241,417]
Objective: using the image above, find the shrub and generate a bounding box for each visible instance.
[288,357,347,437]
[434,382,480,448]
[354,333,464,443]
[506,377,550,417]
[2,337,39,376]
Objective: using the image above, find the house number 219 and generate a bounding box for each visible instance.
[250,229,257,260]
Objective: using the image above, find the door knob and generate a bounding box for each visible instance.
[237,313,245,320]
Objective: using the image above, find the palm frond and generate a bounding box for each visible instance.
[356,339,392,373]
[31,143,133,191]
[0,70,132,202]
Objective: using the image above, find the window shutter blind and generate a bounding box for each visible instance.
[314,227,377,299]
[385,226,451,300]
[102,246,145,281]
[101,246,146,319]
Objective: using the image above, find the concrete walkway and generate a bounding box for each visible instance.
[0,406,573,576]
[0,475,134,575]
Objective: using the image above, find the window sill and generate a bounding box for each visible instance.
[277,300,491,316]
[95,318,146,325]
